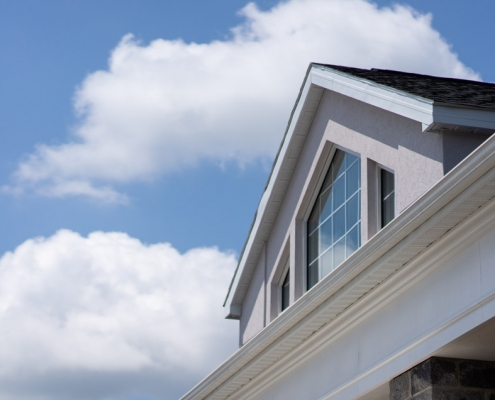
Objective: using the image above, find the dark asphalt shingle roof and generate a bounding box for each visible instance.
[316,64,495,110]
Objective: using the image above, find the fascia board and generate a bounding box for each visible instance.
[224,71,319,317]
[310,65,434,127]
[236,198,495,400]
[183,132,495,400]
[432,105,495,131]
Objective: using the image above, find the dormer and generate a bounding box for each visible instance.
[223,64,495,347]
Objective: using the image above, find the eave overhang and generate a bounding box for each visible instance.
[184,127,495,400]
[224,64,495,319]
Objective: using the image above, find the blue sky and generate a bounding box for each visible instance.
[0,1,493,399]
[0,0,278,255]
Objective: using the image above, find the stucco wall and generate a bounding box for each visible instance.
[240,246,266,345]
[317,90,444,236]
[443,132,488,174]
[238,89,478,346]
[245,209,495,400]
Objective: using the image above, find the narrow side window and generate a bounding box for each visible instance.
[380,168,395,228]
[281,269,290,312]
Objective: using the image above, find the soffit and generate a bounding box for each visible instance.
[184,133,495,400]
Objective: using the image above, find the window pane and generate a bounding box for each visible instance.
[346,193,359,231]
[332,150,345,180]
[307,230,319,264]
[381,169,394,197]
[320,247,334,277]
[346,161,360,199]
[320,187,333,222]
[320,217,332,254]
[382,194,395,227]
[307,198,320,234]
[307,149,361,289]
[346,224,359,257]
[334,237,346,268]
[332,175,345,209]
[345,152,359,168]
[380,169,395,228]
[320,165,334,193]
[307,260,318,290]
[282,271,290,311]
[321,150,343,193]
[333,206,345,241]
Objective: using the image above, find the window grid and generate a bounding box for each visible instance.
[307,150,361,289]
[380,168,395,228]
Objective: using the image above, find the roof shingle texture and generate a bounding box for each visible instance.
[316,64,495,110]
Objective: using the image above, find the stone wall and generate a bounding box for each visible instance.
[390,357,495,399]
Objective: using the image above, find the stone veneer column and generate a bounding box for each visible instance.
[389,357,495,400]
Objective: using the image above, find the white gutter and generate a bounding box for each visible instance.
[185,130,495,400]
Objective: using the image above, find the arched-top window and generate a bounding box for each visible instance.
[307,149,361,290]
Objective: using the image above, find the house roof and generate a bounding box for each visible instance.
[224,64,495,319]
[317,64,495,109]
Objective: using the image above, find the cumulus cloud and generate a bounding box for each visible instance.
[8,0,479,202]
[0,230,238,399]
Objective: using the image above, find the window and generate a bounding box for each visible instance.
[380,168,395,228]
[307,149,361,290]
[281,269,290,312]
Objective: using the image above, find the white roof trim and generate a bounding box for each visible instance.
[310,65,434,127]
[432,105,495,131]
[224,67,322,317]
[224,64,495,318]
[186,132,495,400]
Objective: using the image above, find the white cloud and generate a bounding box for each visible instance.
[0,230,238,399]
[9,0,479,202]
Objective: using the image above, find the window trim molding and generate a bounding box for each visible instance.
[278,260,290,313]
[299,143,362,292]
[301,144,361,222]
[294,140,335,296]
[268,236,290,322]
[185,132,495,400]
[377,165,395,230]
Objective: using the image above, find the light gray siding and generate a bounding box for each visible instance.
[238,88,485,346]
[240,247,265,345]
[442,131,489,174]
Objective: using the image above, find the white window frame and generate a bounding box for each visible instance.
[267,237,291,321]
[377,165,395,229]
[303,146,361,290]
[278,260,290,313]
